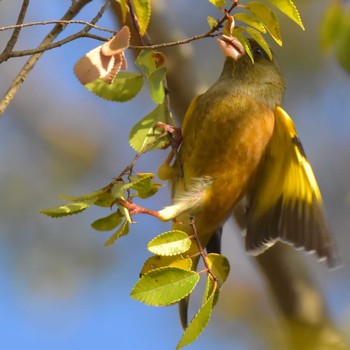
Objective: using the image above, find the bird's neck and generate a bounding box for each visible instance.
[217,58,285,109]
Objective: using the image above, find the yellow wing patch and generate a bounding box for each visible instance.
[245,106,339,267]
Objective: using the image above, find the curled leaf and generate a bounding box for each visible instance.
[152,51,166,68]
[74,26,131,85]
[223,15,235,36]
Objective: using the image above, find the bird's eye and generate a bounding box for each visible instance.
[253,47,264,58]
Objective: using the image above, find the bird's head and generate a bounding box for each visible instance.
[217,36,286,108]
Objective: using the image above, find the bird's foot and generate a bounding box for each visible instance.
[154,122,182,151]
[116,198,160,219]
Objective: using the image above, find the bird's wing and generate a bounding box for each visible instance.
[245,106,339,267]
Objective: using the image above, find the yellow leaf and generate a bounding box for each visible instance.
[247,2,282,46]
[140,255,192,276]
[234,13,266,33]
[232,28,254,63]
[207,16,218,29]
[116,0,129,23]
[134,0,151,36]
[267,0,304,30]
[208,0,226,9]
[319,2,343,52]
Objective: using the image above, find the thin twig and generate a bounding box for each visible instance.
[129,33,218,50]
[83,33,108,41]
[128,0,239,50]
[0,0,111,116]
[0,0,30,60]
[6,32,107,58]
[0,19,115,34]
[116,130,170,180]
[189,217,219,285]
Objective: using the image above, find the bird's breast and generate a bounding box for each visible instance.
[176,91,275,241]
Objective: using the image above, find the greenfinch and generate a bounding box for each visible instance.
[158,37,338,269]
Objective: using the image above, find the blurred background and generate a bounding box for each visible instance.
[0,1,349,349]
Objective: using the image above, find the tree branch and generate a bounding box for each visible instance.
[0,0,30,60]
[0,0,111,116]
[4,30,107,59]
[0,19,115,35]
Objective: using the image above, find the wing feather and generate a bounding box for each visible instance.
[245,106,339,267]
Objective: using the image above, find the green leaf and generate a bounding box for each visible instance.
[267,0,304,30]
[94,193,115,207]
[131,267,200,306]
[135,50,157,75]
[39,202,90,218]
[232,28,254,62]
[176,289,215,349]
[133,0,151,36]
[58,189,105,203]
[320,2,343,52]
[247,2,282,46]
[207,16,218,29]
[147,66,167,104]
[110,183,132,223]
[234,13,266,33]
[128,175,162,199]
[202,274,220,307]
[206,253,230,286]
[85,72,144,102]
[334,12,350,73]
[208,0,226,9]
[135,181,161,199]
[140,256,192,276]
[129,103,169,153]
[128,175,152,190]
[147,230,191,256]
[104,220,130,246]
[244,27,272,60]
[91,211,123,232]
[111,182,126,199]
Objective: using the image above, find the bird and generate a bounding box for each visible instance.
[156,36,339,327]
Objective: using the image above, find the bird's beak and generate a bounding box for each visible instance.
[216,35,245,61]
